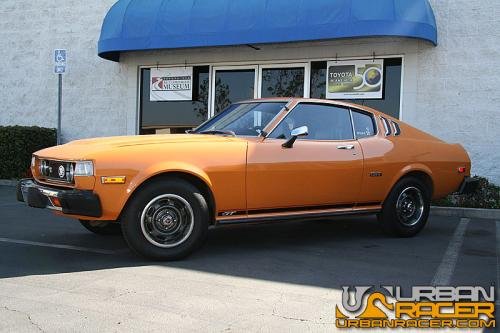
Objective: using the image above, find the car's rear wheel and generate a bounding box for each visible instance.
[79,220,122,235]
[378,177,430,237]
[121,179,209,260]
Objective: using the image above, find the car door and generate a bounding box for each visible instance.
[246,103,364,211]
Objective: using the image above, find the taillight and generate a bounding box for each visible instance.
[457,166,466,173]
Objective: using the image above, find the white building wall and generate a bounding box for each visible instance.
[0,0,131,140]
[0,0,499,183]
[414,0,500,184]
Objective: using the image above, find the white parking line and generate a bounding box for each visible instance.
[431,217,470,286]
[0,237,123,255]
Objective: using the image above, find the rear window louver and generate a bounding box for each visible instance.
[381,117,391,136]
[391,121,401,136]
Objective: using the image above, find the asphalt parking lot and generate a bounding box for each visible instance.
[0,185,497,332]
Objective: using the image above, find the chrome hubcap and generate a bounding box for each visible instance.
[396,187,424,227]
[140,194,194,248]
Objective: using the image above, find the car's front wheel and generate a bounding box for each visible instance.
[121,179,209,260]
[378,177,430,237]
[79,220,122,235]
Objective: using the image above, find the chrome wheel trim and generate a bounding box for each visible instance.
[396,186,424,227]
[140,194,194,248]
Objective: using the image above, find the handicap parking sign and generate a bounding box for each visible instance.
[54,49,66,64]
[54,49,67,74]
[55,65,66,74]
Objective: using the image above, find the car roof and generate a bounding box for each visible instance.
[237,98,389,119]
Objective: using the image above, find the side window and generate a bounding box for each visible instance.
[269,103,354,141]
[352,110,376,139]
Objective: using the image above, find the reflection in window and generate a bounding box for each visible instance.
[195,102,286,137]
[310,61,327,99]
[269,103,353,141]
[261,67,305,98]
[214,69,255,115]
[310,58,402,119]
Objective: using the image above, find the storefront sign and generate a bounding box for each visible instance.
[150,67,193,101]
[326,60,384,99]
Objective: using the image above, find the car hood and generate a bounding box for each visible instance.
[35,134,248,160]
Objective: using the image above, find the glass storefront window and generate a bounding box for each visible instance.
[261,67,305,98]
[140,59,402,134]
[140,66,209,134]
[310,61,327,99]
[214,69,256,115]
[310,58,402,119]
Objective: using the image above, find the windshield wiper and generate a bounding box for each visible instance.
[198,130,236,137]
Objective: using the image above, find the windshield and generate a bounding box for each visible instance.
[194,102,287,136]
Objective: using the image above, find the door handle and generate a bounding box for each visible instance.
[336,145,355,150]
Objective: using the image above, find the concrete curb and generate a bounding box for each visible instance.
[0,179,18,187]
[430,206,500,220]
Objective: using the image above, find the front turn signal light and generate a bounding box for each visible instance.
[74,161,94,176]
[101,176,126,184]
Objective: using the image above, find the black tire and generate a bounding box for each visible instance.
[79,220,122,235]
[378,177,430,237]
[121,179,209,260]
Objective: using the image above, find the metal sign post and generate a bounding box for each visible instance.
[57,74,62,145]
[54,49,67,145]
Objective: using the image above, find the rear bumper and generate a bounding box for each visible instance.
[17,179,102,218]
[457,176,480,195]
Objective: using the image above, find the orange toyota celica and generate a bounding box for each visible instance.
[17,98,478,260]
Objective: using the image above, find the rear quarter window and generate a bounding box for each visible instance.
[352,111,376,138]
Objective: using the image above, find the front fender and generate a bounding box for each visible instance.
[86,161,213,221]
[127,161,213,195]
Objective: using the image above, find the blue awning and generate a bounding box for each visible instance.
[98,0,437,62]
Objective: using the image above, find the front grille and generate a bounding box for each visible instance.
[39,160,75,184]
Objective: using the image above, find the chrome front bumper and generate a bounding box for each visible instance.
[17,179,102,218]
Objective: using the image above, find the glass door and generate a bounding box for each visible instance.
[211,66,258,116]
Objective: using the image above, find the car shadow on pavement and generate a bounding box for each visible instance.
[0,202,460,288]
[168,216,451,288]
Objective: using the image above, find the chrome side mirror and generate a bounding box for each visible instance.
[282,126,308,148]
